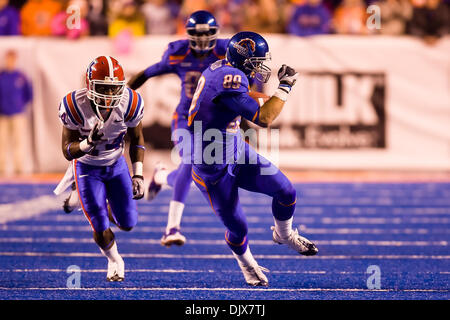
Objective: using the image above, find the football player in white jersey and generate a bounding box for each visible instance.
[57,56,145,281]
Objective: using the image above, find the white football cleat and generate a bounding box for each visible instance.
[271,227,318,256]
[236,261,269,287]
[106,257,125,282]
[147,163,167,201]
[160,228,186,247]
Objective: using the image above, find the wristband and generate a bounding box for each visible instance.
[134,145,146,151]
[79,139,94,153]
[273,87,289,102]
[66,143,74,160]
[132,161,143,177]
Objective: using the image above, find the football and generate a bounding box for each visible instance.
[249,91,270,107]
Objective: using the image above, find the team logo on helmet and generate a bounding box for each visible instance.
[233,38,256,58]
[86,59,97,80]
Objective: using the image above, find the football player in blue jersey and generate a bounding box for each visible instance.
[127,10,229,247]
[187,31,318,286]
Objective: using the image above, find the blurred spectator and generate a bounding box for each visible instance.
[0,0,21,35]
[8,0,27,9]
[287,0,332,36]
[333,0,368,34]
[408,0,449,44]
[209,0,243,34]
[51,0,90,39]
[108,0,145,37]
[86,0,108,35]
[375,0,412,35]
[20,0,62,36]
[0,50,32,175]
[241,0,284,33]
[176,0,209,34]
[141,0,177,34]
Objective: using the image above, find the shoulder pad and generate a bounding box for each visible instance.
[213,39,229,59]
[167,40,190,64]
[61,90,84,126]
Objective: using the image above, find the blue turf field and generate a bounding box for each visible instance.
[0,182,448,300]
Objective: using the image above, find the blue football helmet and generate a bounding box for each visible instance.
[226,31,271,83]
[185,10,219,53]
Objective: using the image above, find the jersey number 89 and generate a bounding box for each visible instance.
[223,74,241,89]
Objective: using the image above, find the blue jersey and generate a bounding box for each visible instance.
[187,59,261,173]
[143,38,228,116]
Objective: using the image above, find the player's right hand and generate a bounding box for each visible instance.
[132,175,145,200]
[277,64,298,90]
[87,121,106,146]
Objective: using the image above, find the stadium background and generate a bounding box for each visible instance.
[0,0,449,301]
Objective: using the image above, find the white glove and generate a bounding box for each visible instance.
[277,64,299,93]
[273,64,299,102]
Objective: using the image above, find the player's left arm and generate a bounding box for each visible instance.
[127,122,145,200]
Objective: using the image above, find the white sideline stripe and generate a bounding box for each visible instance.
[0,268,327,275]
[0,237,447,247]
[33,214,450,224]
[2,269,448,275]
[137,206,450,216]
[0,251,448,260]
[1,225,448,235]
[0,287,447,293]
[0,194,65,224]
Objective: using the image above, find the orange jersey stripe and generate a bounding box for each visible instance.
[125,90,138,122]
[187,111,197,127]
[66,93,83,125]
[191,169,217,216]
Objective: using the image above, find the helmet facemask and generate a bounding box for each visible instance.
[243,52,272,83]
[187,25,218,53]
[87,79,125,121]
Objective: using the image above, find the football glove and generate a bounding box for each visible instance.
[132,175,145,200]
[87,121,106,146]
[277,64,298,93]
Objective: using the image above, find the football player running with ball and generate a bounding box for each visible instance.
[127,10,228,247]
[187,32,318,286]
[58,56,145,281]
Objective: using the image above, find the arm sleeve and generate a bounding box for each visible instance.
[216,92,261,124]
[143,46,174,78]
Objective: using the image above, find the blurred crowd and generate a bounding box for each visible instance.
[0,0,448,40]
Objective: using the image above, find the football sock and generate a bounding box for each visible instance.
[273,217,293,240]
[100,241,122,263]
[166,200,185,233]
[232,246,257,267]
